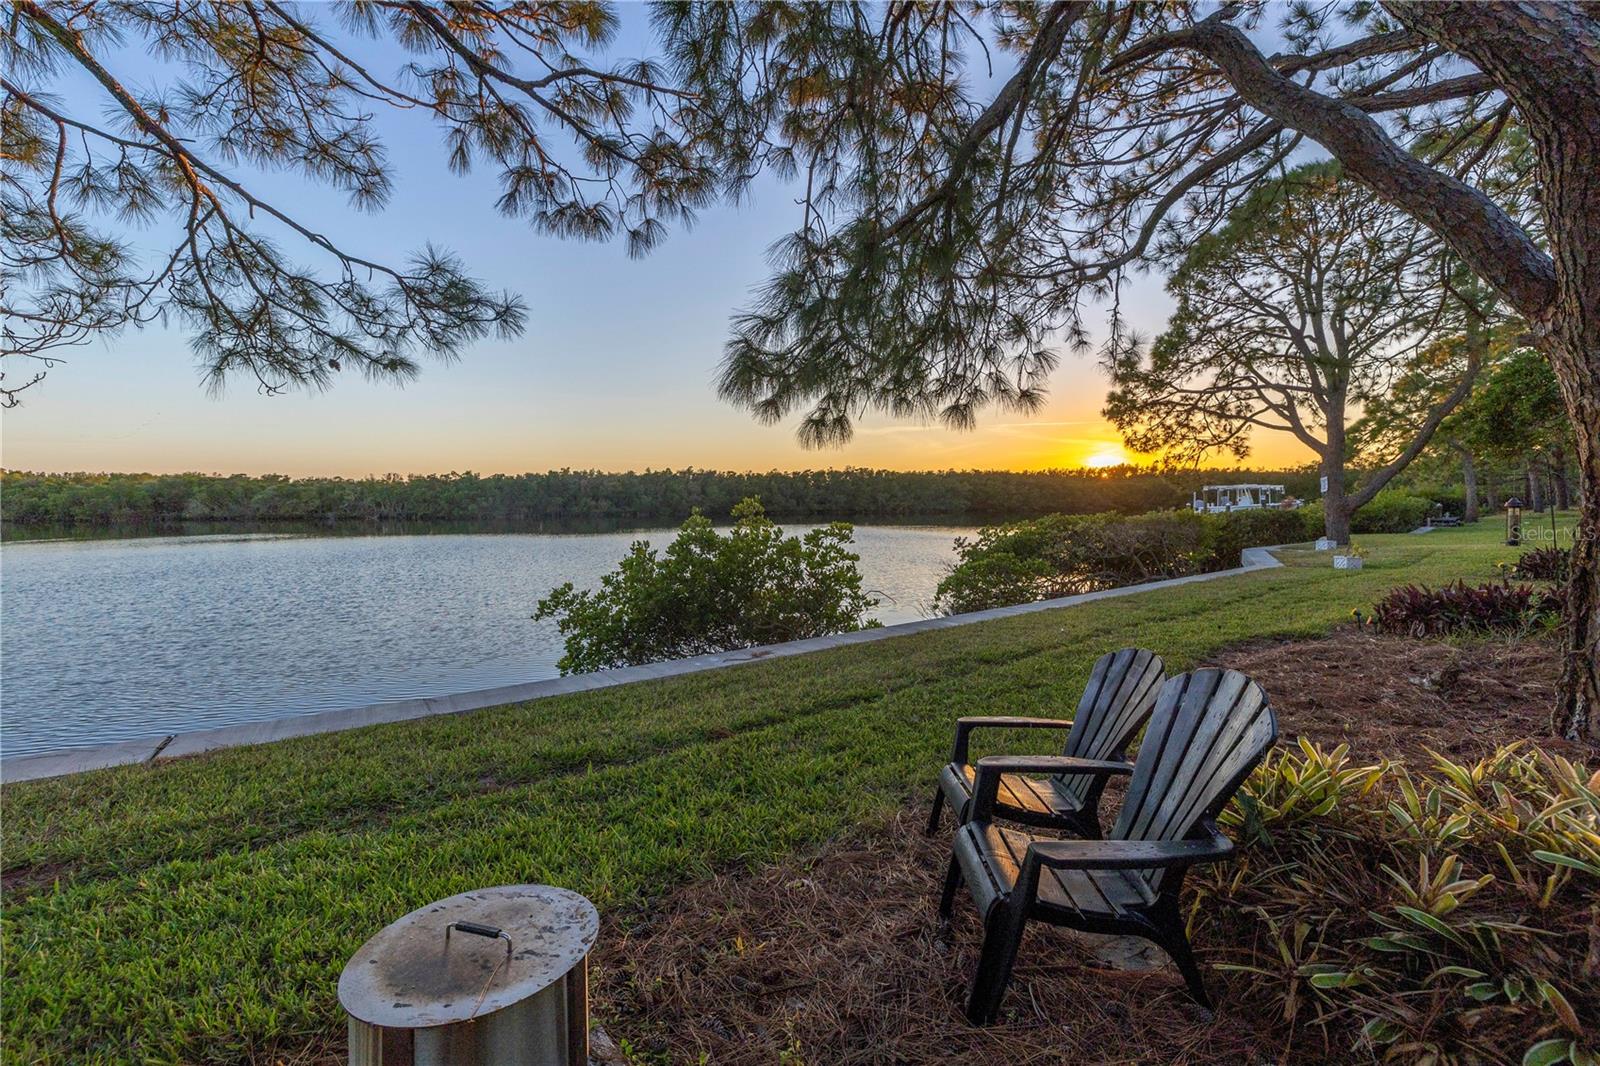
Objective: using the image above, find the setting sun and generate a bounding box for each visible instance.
[1081,446,1129,469]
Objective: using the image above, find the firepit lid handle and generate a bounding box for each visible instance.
[446,920,513,958]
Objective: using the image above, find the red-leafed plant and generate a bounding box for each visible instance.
[1369,581,1565,638]
[1509,547,1572,582]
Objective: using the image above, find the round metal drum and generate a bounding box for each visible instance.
[339,884,598,1066]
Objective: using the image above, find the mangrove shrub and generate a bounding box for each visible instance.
[935,508,1312,614]
[534,498,879,673]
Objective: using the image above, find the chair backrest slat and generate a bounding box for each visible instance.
[1110,668,1276,891]
[1054,648,1165,806]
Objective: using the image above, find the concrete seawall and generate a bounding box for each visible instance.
[2,547,1286,784]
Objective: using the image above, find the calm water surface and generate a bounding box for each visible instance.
[0,523,972,757]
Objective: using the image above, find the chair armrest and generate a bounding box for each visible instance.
[969,756,1133,821]
[1023,827,1235,873]
[975,755,1133,776]
[950,715,1073,762]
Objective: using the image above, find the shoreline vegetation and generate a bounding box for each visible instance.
[534,499,883,674]
[935,508,1309,613]
[0,466,1338,527]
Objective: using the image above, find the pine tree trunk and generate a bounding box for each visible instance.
[1540,337,1600,741]
[1452,440,1480,523]
[1321,449,1351,545]
[1537,139,1600,741]
[1376,1,1599,741]
[1551,447,1572,510]
[1552,407,1600,740]
[1319,396,1359,544]
[1527,460,1545,513]
[1462,450,1479,523]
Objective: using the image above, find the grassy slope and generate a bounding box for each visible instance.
[0,523,1552,1063]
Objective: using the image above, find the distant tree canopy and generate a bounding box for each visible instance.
[533,497,880,673]
[1455,348,1577,511]
[1358,333,1578,517]
[0,465,1326,529]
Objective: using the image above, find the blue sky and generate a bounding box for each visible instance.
[1,6,1311,477]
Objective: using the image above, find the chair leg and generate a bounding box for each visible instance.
[938,855,963,920]
[965,903,1026,1025]
[925,787,946,835]
[1159,928,1215,1016]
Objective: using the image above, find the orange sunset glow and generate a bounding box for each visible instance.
[1079,445,1132,469]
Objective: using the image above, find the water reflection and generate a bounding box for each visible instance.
[0,513,974,543]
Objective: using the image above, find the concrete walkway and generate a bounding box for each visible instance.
[2,547,1286,784]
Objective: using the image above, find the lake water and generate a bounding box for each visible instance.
[0,523,973,757]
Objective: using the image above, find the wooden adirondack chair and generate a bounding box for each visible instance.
[926,648,1165,837]
[939,668,1276,1024]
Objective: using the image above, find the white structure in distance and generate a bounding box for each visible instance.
[1190,484,1301,513]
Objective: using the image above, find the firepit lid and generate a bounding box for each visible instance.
[338,884,598,1029]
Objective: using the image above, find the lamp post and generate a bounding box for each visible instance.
[1505,497,1524,546]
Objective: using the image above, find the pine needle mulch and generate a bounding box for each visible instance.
[597,806,1270,1066]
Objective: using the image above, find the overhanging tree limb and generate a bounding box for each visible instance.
[1173,16,1556,317]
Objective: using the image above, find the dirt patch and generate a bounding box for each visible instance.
[1206,625,1584,764]
[0,858,73,899]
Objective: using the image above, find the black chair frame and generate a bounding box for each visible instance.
[938,669,1277,1024]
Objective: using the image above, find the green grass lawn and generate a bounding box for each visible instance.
[0,521,1561,1064]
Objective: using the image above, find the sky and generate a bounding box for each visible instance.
[1,7,1315,479]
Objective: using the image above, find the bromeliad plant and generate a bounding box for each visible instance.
[1197,742,1599,1066]
[1369,581,1566,638]
[1509,548,1573,583]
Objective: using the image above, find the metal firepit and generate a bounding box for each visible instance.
[339,884,598,1066]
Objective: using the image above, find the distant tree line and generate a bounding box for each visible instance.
[0,466,1328,528]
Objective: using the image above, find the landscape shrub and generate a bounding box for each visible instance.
[1391,480,1471,514]
[1294,490,1452,542]
[1199,741,1598,1065]
[533,498,879,672]
[1425,487,1469,516]
[1351,489,1435,534]
[1511,547,1572,582]
[933,510,1213,613]
[1298,498,1325,538]
[934,507,1314,613]
[1368,580,1565,637]
[1204,508,1314,567]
